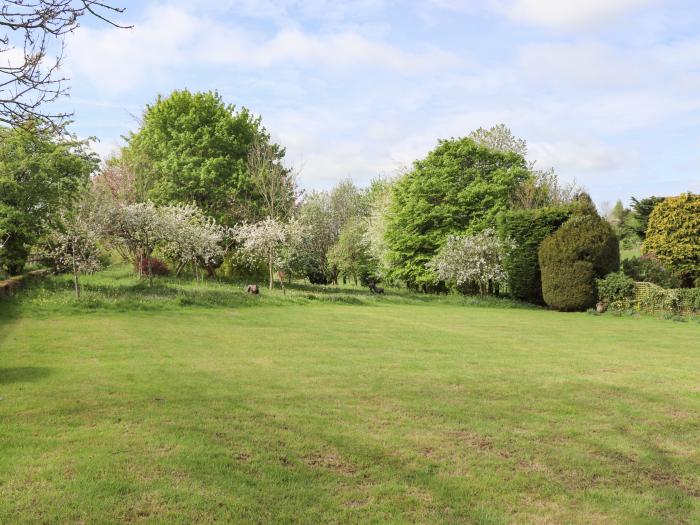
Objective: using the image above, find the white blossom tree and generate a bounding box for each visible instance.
[43,195,103,298]
[427,228,515,295]
[160,204,227,280]
[105,201,172,285]
[233,217,303,291]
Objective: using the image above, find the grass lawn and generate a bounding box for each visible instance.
[620,243,642,261]
[1,270,699,524]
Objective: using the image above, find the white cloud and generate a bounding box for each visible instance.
[65,5,458,95]
[492,0,655,30]
[518,42,643,88]
[529,139,635,173]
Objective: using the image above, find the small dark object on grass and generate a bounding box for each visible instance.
[596,302,607,314]
[246,284,260,295]
[368,282,385,294]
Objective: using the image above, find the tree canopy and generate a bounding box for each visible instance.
[123,90,284,226]
[0,125,98,274]
[384,136,529,289]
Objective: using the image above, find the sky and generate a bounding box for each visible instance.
[54,0,700,206]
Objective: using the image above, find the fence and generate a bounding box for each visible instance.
[633,281,698,317]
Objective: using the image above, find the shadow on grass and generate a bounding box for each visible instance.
[0,366,52,385]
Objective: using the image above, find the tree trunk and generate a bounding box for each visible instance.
[268,249,274,290]
[72,243,80,299]
[146,240,153,287]
[175,260,187,278]
[277,271,286,295]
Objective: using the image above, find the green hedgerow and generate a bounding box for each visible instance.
[497,206,573,304]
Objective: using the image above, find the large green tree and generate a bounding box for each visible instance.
[385,137,529,290]
[124,90,284,225]
[0,125,98,274]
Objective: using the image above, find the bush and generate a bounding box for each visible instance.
[539,212,620,311]
[597,272,635,306]
[133,257,170,276]
[643,193,700,284]
[678,288,700,312]
[621,254,682,288]
[497,206,572,304]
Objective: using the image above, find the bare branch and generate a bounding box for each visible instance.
[0,0,131,130]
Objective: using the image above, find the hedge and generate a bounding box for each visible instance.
[497,206,572,304]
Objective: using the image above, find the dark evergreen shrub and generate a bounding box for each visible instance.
[622,254,682,288]
[538,213,620,311]
[497,206,572,304]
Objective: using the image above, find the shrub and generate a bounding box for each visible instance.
[134,256,170,276]
[539,212,619,311]
[643,193,700,284]
[621,254,682,288]
[678,288,700,312]
[597,272,635,307]
[497,206,572,303]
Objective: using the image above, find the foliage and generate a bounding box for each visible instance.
[363,177,394,281]
[0,125,98,274]
[327,218,375,285]
[247,139,299,220]
[123,90,283,225]
[643,193,700,284]
[426,228,515,295]
[621,254,682,288]
[92,154,143,205]
[497,205,573,303]
[468,123,527,157]
[596,271,635,306]
[625,195,665,241]
[539,211,620,311]
[509,168,581,210]
[385,137,528,290]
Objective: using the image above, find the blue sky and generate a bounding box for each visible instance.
[57,0,700,206]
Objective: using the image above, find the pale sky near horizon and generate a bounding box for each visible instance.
[54,0,700,206]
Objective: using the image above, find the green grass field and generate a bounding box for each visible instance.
[1,270,699,524]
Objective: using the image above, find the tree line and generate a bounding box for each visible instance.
[1,90,697,309]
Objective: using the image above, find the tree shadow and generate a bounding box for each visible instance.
[0,366,52,385]
[284,282,379,297]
